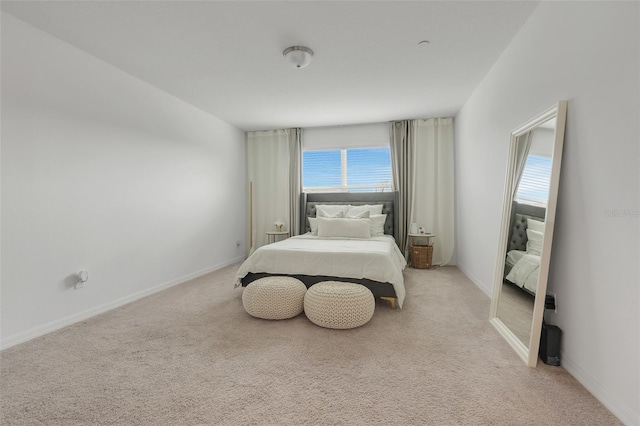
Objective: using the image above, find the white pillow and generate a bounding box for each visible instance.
[308,217,318,235]
[527,218,545,234]
[370,214,387,237]
[526,229,544,255]
[506,249,526,267]
[345,210,370,219]
[317,208,344,218]
[317,217,371,239]
[315,205,348,217]
[347,204,384,216]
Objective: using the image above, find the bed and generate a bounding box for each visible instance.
[503,201,546,294]
[235,192,407,309]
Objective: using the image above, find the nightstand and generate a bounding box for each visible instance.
[408,233,435,269]
[408,233,435,245]
[265,231,289,244]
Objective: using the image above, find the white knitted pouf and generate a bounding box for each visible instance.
[242,276,307,320]
[304,281,375,329]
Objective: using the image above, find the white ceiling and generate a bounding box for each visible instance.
[1,1,539,131]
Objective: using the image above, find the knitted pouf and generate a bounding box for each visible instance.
[304,281,375,329]
[242,276,307,320]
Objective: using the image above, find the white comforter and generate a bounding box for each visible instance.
[235,234,407,308]
[505,250,540,294]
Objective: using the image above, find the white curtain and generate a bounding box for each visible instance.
[247,129,301,253]
[512,131,532,199]
[391,117,455,266]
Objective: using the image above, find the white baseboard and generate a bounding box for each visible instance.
[0,256,245,351]
[456,262,492,297]
[561,351,639,426]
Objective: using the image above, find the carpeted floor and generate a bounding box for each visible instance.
[0,264,620,425]
[496,281,535,346]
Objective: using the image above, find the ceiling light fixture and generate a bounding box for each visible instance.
[283,46,314,69]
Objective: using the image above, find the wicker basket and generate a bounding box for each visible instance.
[411,244,434,269]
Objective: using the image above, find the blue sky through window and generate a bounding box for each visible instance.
[303,150,342,187]
[303,147,392,191]
[516,155,552,206]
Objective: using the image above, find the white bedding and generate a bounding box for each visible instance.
[235,234,407,308]
[505,250,540,294]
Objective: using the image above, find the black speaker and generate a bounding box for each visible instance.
[539,322,562,366]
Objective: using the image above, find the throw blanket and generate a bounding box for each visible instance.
[505,252,540,294]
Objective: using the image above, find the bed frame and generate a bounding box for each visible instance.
[241,191,401,308]
[507,201,546,253]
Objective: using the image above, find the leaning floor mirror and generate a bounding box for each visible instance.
[490,101,567,367]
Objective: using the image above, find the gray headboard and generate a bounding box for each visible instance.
[507,201,547,252]
[300,192,399,244]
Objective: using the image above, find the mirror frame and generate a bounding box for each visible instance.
[490,101,567,367]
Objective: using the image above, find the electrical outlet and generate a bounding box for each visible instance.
[545,293,557,313]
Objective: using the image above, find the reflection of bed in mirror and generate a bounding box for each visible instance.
[503,201,546,294]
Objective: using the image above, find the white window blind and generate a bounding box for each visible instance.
[516,155,552,206]
[302,123,392,193]
[302,147,393,193]
[303,123,389,150]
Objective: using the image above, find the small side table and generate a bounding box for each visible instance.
[408,233,435,245]
[408,233,436,269]
[266,231,289,244]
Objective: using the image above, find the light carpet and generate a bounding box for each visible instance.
[0,264,620,425]
[496,281,535,346]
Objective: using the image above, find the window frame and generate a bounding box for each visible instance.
[302,146,393,193]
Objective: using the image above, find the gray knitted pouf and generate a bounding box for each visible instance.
[304,281,375,329]
[242,276,307,320]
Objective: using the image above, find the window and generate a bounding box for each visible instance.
[515,155,552,207]
[302,147,393,193]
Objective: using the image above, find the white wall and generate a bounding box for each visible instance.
[455,2,639,425]
[1,14,247,348]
